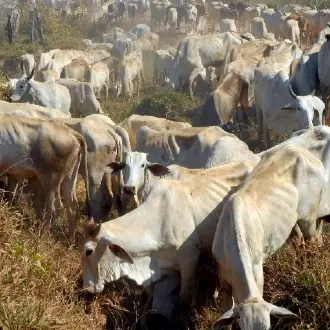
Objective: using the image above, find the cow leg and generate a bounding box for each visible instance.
[315,218,324,246]
[263,123,270,149]
[188,67,204,98]
[7,175,19,205]
[217,280,233,330]
[320,84,328,124]
[179,251,200,307]
[28,176,45,220]
[61,160,80,245]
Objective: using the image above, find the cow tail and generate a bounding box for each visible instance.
[73,131,90,210]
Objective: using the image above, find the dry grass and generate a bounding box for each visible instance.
[0,5,329,330]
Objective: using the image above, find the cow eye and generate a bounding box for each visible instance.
[141,164,145,168]
[85,249,93,256]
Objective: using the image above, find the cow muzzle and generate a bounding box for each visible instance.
[123,185,136,195]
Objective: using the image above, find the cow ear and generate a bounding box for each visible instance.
[147,163,170,177]
[5,74,9,81]
[213,309,235,329]
[108,161,125,174]
[108,243,134,264]
[269,304,299,320]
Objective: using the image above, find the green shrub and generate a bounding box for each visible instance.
[133,90,199,123]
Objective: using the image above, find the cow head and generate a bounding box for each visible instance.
[10,67,35,102]
[281,86,324,128]
[81,220,134,294]
[214,298,298,330]
[109,151,170,197]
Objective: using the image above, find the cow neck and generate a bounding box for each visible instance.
[139,167,158,202]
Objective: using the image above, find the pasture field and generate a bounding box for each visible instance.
[0,4,329,330]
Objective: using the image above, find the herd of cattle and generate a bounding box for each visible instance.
[2,1,330,330]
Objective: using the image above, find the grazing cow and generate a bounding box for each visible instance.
[255,68,324,148]
[0,115,88,243]
[58,114,127,221]
[120,114,191,150]
[168,32,244,96]
[56,78,102,118]
[82,160,255,306]
[212,145,323,329]
[20,54,35,76]
[10,69,71,115]
[115,51,144,99]
[194,42,274,126]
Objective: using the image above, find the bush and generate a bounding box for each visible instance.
[133,90,200,123]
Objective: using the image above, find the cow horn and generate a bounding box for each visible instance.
[288,85,297,99]
[27,65,35,81]
[20,60,24,75]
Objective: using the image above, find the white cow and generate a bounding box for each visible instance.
[185,4,198,33]
[115,51,144,99]
[154,49,175,85]
[56,78,102,117]
[255,66,324,148]
[82,160,255,306]
[250,17,275,40]
[20,54,35,76]
[89,61,110,101]
[168,32,244,96]
[212,145,323,329]
[10,70,71,115]
[168,7,177,35]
